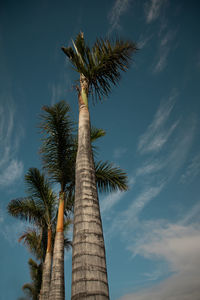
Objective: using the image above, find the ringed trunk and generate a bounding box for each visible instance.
[39,228,52,300]
[71,75,110,299]
[49,192,65,300]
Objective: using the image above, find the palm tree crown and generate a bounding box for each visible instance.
[62,32,137,100]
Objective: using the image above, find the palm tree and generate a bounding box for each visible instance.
[22,258,43,300]
[17,224,71,300]
[39,100,129,299]
[8,168,58,300]
[40,101,74,300]
[62,33,137,299]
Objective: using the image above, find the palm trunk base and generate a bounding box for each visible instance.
[49,231,65,300]
[39,251,52,300]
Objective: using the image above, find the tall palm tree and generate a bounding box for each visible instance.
[8,168,58,300]
[39,100,129,299]
[62,33,137,299]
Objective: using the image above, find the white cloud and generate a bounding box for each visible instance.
[138,93,177,154]
[108,0,131,34]
[0,95,24,188]
[145,0,166,23]
[180,152,200,183]
[0,219,26,245]
[0,159,23,187]
[121,219,200,300]
[125,184,164,221]
[136,160,163,176]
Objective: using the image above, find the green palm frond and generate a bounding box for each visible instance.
[25,168,57,223]
[19,228,45,261]
[90,127,106,142]
[40,100,74,190]
[7,197,44,226]
[62,32,137,100]
[95,161,128,193]
[22,258,42,300]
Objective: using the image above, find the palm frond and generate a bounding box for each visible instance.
[95,161,128,193]
[90,127,106,142]
[7,197,44,226]
[25,168,57,223]
[22,258,42,300]
[19,228,45,261]
[40,100,74,190]
[62,33,138,101]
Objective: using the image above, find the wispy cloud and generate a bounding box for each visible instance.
[153,29,177,73]
[106,95,197,240]
[100,190,124,214]
[180,152,200,183]
[138,92,178,154]
[108,0,131,34]
[0,160,23,187]
[0,94,24,188]
[100,176,135,214]
[138,34,153,49]
[144,0,166,24]
[0,219,26,245]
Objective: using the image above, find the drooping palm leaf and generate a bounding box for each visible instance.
[7,197,44,226]
[19,228,45,261]
[95,160,128,193]
[25,168,57,224]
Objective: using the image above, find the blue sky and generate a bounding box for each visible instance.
[0,0,200,299]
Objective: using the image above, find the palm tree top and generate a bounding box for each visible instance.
[40,101,74,191]
[62,32,138,100]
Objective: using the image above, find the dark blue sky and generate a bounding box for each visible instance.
[0,1,200,299]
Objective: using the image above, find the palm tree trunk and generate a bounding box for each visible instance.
[71,76,110,299]
[49,192,65,300]
[39,228,52,300]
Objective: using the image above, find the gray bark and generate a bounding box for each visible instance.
[49,231,65,300]
[71,103,110,299]
[39,251,52,300]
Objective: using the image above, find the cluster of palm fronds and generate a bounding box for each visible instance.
[7,100,128,299]
[8,32,136,299]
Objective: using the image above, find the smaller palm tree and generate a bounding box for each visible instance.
[8,168,58,300]
[22,258,43,300]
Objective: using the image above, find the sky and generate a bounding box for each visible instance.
[0,0,200,299]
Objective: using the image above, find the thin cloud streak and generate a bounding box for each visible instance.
[138,92,177,154]
[100,190,124,213]
[145,0,166,24]
[180,152,200,183]
[0,94,24,188]
[108,0,131,34]
[154,30,177,73]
